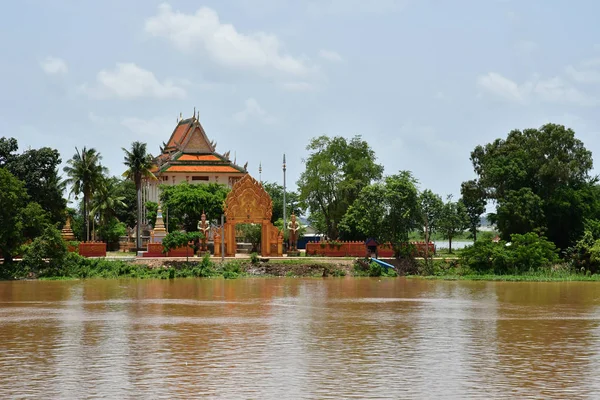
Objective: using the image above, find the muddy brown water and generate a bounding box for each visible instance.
[1,278,600,399]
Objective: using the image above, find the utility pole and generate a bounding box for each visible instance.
[283,154,287,251]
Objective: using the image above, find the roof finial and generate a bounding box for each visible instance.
[193,106,196,120]
[179,112,182,122]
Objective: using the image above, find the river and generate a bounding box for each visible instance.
[1,278,599,399]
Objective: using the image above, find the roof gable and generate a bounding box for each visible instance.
[181,125,214,154]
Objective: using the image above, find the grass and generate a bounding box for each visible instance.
[410,273,600,282]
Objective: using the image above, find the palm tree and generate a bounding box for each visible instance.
[90,176,126,226]
[63,147,107,241]
[122,142,156,249]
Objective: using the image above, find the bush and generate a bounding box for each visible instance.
[96,218,126,249]
[22,226,68,274]
[353,260,397,277]
[222,261,243,279]
[250,252,259,264]
[461,232,558,274]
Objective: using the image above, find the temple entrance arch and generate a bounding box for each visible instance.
[217,175,282,257]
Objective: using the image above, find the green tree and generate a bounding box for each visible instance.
[439,195,469,254]
[122,142,157,249]
[63,147,107,241]
[419,189,444,242]
[470,123,595,250]
[145,201,158,228]
[238,223,262,252]
[162,231,204,262]
[0,169,50,263]
[262,182,302,223]
[0,137,67,225]
[159,183,230,232]
[340,171,420,257]
[460,180,486,242]
[90,176,126,227]
[114,179,137,228]
[339,183,387,240]
[96,218,127,250]
[419,189,444,263]
[21,225,68,274]
[297,135,383,239]
[0,169,29,263]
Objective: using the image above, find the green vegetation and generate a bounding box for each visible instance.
[353,261,398,277]
[122,141,157,249]
[262,182,302,224]
[63,147,107,241]
[297,135,384,239]
[159,182,229,232]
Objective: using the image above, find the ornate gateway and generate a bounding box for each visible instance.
[216,174,283,257]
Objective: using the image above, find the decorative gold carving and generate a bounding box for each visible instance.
[222,174,282,257]
[224,174,273,223]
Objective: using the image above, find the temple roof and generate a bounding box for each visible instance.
[152,114,247,175]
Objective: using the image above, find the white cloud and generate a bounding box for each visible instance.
[319,49,343,62]
[121,116,176,138]
[477,72,529,104]
[307,0,406,16]
[79,63,186,99]
[40,56,68,75]
[145,3,314,77]
[280,82,315,92]
[233,98,276,124]
[477,72,596,106]
[565,63,600,84]
[434,91,445,100]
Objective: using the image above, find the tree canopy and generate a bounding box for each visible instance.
[470,123,597,250]
[262,182,301,223]
[340,171,420,256]
[297,135,383,239]
[0,137,66,225]
[159,183,230,232]
[63,147,107,241]
[0,169,51,263]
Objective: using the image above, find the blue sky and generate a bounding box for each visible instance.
[2,0,600,199]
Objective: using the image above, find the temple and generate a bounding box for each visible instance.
[146,111,248,204]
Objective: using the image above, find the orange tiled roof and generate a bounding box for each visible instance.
[165,165,243,173]
[177,154,220,161]
[166,122,191,148]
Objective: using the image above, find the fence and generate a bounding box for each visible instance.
[305,241,435,257]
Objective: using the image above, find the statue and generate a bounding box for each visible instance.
[197,211,210,252]
[287,214,300,252]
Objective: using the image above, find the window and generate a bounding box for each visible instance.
[192,176,209,181]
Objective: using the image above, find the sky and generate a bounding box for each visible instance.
[2,0,600,200]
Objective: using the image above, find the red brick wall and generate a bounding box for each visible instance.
[79,242,107,257]
[143,243,165,257]
[305,241,434,257]
[167,246,193,257]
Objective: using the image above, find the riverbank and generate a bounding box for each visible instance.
[3,254,600,282]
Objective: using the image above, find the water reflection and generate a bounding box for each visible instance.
[1,278,600,398]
